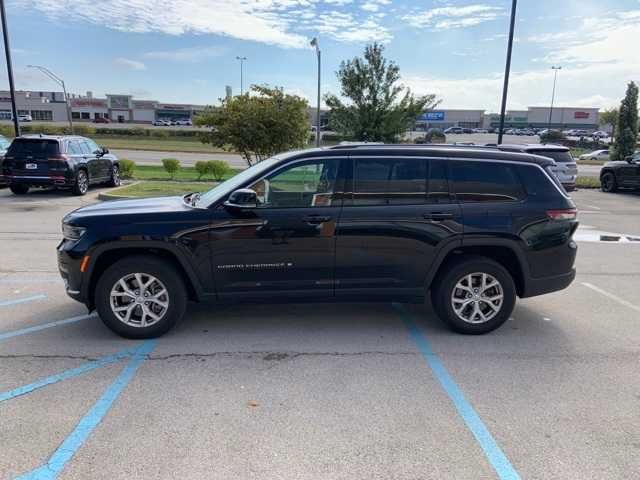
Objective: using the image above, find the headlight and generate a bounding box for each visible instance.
[62,223,86,241]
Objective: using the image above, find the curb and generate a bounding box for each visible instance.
[98,181,141,201]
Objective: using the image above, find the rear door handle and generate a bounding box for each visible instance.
[423,212,454,221]
[303,215,331,224]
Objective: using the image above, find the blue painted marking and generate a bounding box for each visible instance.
[0,347,138,403]
[16,339,157,480]
[0,314,94,342]
[394,304,520,480]
[0,294,47,307]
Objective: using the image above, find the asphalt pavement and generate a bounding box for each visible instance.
[1,186,638,479]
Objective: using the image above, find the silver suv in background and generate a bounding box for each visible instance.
[497,144,578,191]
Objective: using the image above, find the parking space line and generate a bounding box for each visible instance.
[15,339,157,480]
[581,283,640,313]
[0,347,138,403]
[0,313,96,342]
[0,294,47,308]
[394,304,520,480]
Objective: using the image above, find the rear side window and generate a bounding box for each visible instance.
[515,164,566,197]
[450,161,524,203]
[7,139,59,157]
[529,150,574,163]
[353,158,427,205]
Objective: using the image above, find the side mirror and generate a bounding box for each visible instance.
[101,146,109,155]
[625,155,633,163]
[224,188,258,209]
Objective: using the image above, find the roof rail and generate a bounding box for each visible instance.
[327,143,500,151]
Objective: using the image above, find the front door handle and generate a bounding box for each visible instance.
[303,215,331,224]
[424,212,454,221]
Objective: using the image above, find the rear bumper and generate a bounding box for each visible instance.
[5,175,73,187]
[521,268,576,298]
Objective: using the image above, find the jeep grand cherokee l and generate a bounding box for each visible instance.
[58,145,578,338]
[2,135,120,195]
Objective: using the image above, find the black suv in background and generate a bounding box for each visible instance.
[1,135,120,195]
[58,145,578,338]
[600,151,640,192]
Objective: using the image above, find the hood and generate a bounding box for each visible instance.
[604,160,631,168]
[64,195,192,223]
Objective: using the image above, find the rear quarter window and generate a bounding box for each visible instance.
[450,161,524,203]
[515,164,565,198]
[7,139,59,157]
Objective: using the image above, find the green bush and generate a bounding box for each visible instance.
[194,160,209,180]
[150,129,170,139]
[539,129,566,144]
[70,124,96,136]
[119,159,136,179]
[0,124,15,137]
[161,158,181,179]
[130,127,148,136]
[207,160,231,181]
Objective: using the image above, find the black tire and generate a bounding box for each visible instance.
[9,184,29,195]
[95,255,187,339]
[72,169,89,196]
[600,172,617,193]
[107,164,121,187]
[431,256,516,335]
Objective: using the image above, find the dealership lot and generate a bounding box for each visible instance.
[1,187,639,479]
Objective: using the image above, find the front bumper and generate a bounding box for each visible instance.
[57,243,86,303]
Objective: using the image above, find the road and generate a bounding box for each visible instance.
[1,187,639,479]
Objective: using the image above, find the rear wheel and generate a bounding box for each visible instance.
[72,169,89,196]
[107,164,121,187]
[95,256,187,339]
[601,172,617,193]
[431,256,516,334]
[9,184,29,195]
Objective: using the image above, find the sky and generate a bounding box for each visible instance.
[2,0,640,112]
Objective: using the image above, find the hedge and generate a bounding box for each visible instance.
[0,123,204,139]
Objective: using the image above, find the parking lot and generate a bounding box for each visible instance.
[1,186,639,479]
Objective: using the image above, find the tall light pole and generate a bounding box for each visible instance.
[27,65,73,134]
[310,37,321,147]
[0,0,20,136]
[548,66,562,128]
[235,56,247,95]
[497,0,518,145]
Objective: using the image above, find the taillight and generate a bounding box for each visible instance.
[546,209,577,221]
[49,155,70,170]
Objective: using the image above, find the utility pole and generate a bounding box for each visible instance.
[28,65,73,134]
[548,66,562,128]
[497,0,517,145]
[236,56,247,95]
[0,0,20,136]
[310,37,321,147]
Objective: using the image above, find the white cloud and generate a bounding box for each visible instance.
[144,45,227,62]
[403,4,504,30]
[317,10,391,43]
[114,58,147,71]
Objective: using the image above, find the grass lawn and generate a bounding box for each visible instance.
[94,135,228,153]
[130,164,241,182]
[576,159,608,165]
[576,176,600,189]
[109,181,217,198]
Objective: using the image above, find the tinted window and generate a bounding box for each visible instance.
[451,161,524,203]
[529,150,574,163]
[78,141,92,155]
[353,158,427,205]
[84,139,100,153]
[67,141,82,155]
[7,139,59,157]
[249,159,338,208]
[428,160,450,204]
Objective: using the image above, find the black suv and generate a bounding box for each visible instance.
[58,145,578,338]
[1,135,120,195]
[600,151,640,192]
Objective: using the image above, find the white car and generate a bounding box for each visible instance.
[579,149,610,161]
[17,114,32,122]
[592,131,609,139]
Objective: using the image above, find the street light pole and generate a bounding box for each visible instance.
[310,37,321,147]
[497,0,518,145]
[236,56,247,95]
[548,66,562,129]
[27,65,73,134]
[0,0,20,136]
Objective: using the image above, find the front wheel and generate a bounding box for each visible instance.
[107,164,121,187]
[600,172,617,193]
[95,256,187,338]
[431,256,516,334]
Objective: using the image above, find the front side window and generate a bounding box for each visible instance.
[450,161,524,203]
[67,141,82,155]
[248,159,339,208]
[84,139,100,154]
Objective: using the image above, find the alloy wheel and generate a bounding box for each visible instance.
[450,272,504,324]
[109,273,170,327]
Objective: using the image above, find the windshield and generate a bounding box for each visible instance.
[529,150,574,163]
[195,155,285,208]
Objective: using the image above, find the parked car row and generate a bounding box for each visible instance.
[152,119,193,126]
[0,134,121,195]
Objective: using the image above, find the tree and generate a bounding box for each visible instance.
[196,85,309,166]
[325,43,439,143]
[599,107,618,138]
[611,81,638,161]
[161,158,180,179]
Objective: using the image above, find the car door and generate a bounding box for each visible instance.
[209,157,344,300]
[66,140,88,177]
[335,156,462,298]
[74,139,100,182]
[84,138,110,179]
